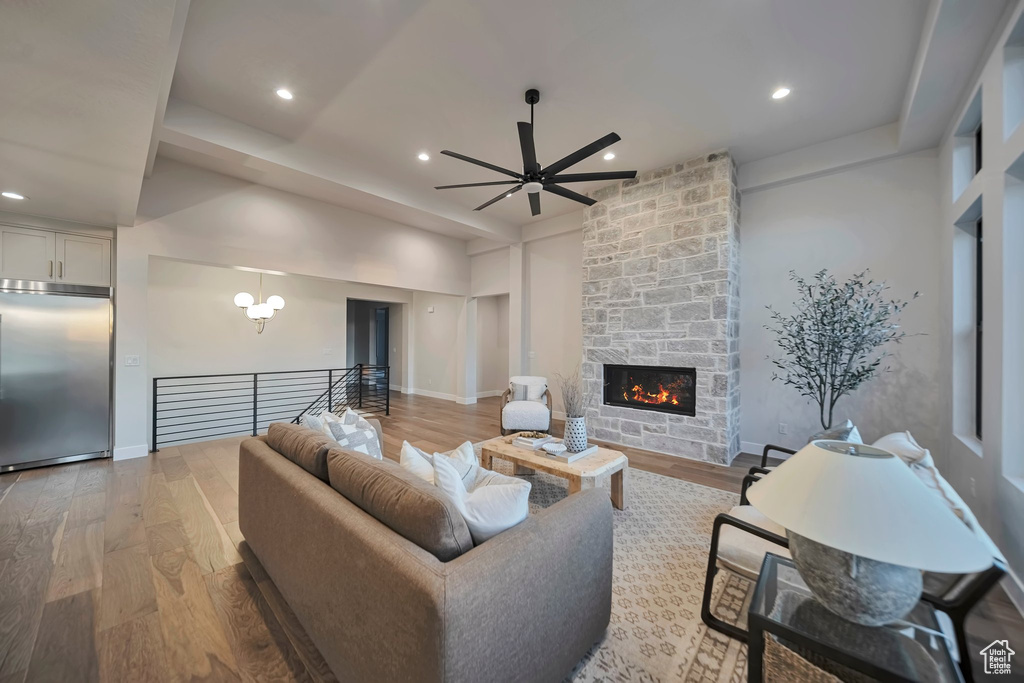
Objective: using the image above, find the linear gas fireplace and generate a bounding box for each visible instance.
[603,364,696,416]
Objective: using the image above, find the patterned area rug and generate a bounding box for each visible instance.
[480,448,749,683]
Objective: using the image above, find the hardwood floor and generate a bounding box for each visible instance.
[0,391,1019,682]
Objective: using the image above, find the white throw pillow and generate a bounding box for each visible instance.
[873,431,932,466]
[432,454,531,543]
[399,441,477,487]
[510,382,529,401]
[325,420,383,459]
[299,413,324,434]
[509,376,547,402]
[813,419,863,444]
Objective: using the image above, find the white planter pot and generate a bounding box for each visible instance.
[564,416,588,453]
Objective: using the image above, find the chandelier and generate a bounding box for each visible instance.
[233,272,285,334]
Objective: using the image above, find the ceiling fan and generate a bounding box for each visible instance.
[435,89,637,216]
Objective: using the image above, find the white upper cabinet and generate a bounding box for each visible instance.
[57,233,111,286]
[0,226,56,282]
[0,225,111,286]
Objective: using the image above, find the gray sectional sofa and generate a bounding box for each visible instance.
[238,422,613,683]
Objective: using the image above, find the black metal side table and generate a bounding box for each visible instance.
[748,553,963,683]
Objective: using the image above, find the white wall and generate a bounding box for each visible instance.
[740,151,943,452]
[470,248,510,296]
[147,258,409,388]
[115,157,471,457]
[523,230,584,416]
[476,294,509,396]
[410,290,468,401]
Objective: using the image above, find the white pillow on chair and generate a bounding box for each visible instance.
[509,376,547,402]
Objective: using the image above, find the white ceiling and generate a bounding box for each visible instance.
[167,0,930,226]
[0,0,182,226]
[0,0,1008,234]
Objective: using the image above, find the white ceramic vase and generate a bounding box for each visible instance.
[564,416,588,453]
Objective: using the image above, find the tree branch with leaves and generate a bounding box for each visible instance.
[765,269,918,431]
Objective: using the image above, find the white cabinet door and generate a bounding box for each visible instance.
[0,227,56,282]
[57,234,111,286]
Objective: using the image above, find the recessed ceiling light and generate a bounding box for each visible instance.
[276,88,293,100]
[418,152,430,161]
[772,87,791,100]
[1,191,25,200]
[603,152,615,160]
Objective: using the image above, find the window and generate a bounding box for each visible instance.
[974,218,983,440]
[974,124,983,174]
[952,200,982,450]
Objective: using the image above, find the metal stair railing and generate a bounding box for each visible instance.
[151,364,390,451]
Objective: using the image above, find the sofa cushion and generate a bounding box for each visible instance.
[327,448,474,562]
[717,505,791,580]
[266,423,336,481]
[502,400,550,431]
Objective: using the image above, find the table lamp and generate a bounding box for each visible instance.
[746,440,992,626]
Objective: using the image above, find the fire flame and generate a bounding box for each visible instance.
[625,383,680,406]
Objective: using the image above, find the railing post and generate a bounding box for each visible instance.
[151,378,159,452]
[386,366,390,416]
[328,369,333,412]
[358,364,363,409]
[252,373,259,436]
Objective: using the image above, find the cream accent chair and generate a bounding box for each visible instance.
[500,376,552,435]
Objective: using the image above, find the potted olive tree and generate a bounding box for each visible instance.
[766,269,917,435]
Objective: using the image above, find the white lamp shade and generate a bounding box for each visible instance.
[245,305,261,320]
[267,295,285,310]
[746,440,992,573]
[234,292,255,308]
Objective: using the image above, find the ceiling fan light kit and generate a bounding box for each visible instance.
[435,89,637,216]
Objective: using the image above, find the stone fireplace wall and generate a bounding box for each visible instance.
[581,150,740,464]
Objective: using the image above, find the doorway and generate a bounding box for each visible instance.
[374,306,389,369]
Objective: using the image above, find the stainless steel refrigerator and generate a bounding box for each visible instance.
[0,281,112,471]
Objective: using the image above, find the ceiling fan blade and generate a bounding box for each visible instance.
[435,180,521,189]
[543,183,597,206]
[529,191,541,216]
[518,122,538,174]
[541,132,621,177]
[475,185,521,211]
[441,150,522,179]
[544,170,637,183]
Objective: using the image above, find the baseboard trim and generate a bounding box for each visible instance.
[406,388,457,402]
[740,441,765,457]
[476,389,504,399]
[389,383,406,393]
[456,396,477,405]
[114,444,149,460]
[1004,567,1024,620]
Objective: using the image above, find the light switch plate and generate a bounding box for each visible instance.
[427,306,435,313]
[125,354,140,367]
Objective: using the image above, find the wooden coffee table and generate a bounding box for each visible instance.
[480,435,628,510]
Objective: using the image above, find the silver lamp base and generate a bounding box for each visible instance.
[788,531,923,626]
